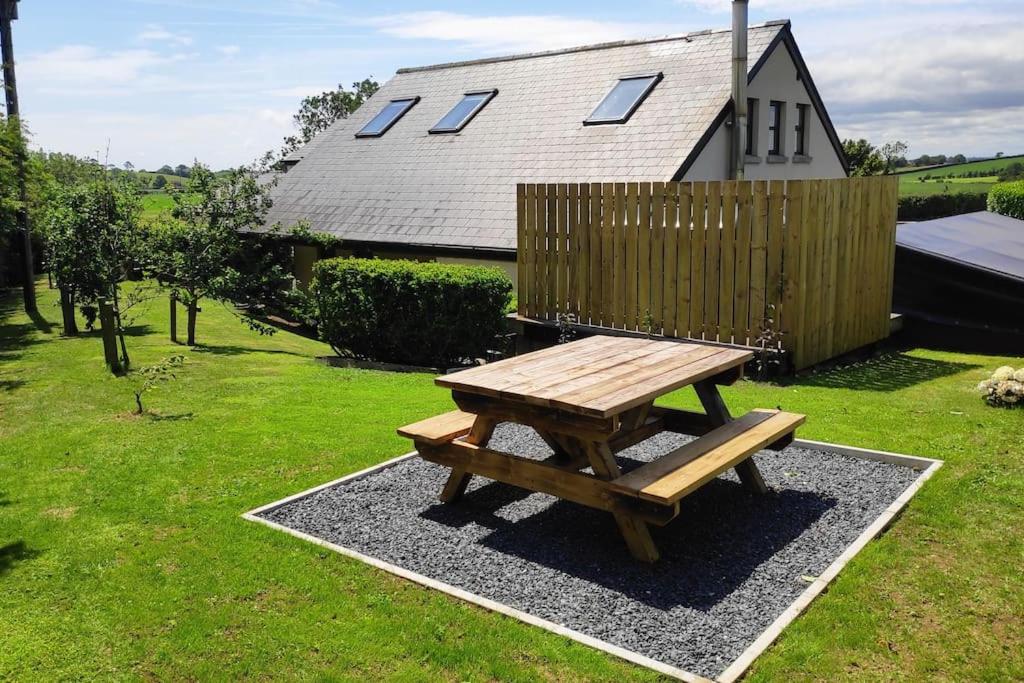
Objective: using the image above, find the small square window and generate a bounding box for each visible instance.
[769,101,785,155]
[585,73,663,125]
[355,97,419,138]
[429,90,497,134]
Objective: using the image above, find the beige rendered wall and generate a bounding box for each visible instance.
[683,40,847,181]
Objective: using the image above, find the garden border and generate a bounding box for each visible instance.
[243,440,942,683]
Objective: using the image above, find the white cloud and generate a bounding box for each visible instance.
[20,45,186,87]
[265,85,334,98]
[217,44,241,56]
[366,11,664,53]
[137,23,194,46]
[814,23,1024,115]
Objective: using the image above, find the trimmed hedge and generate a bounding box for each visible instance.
[312,258,512,368]
[897,192,988,221]
[988,181,1024,220]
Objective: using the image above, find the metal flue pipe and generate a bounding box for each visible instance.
[731,0,749,180]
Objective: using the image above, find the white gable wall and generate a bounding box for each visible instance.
[682,40,846,181]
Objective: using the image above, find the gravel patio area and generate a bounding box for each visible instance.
[256,424,922,679]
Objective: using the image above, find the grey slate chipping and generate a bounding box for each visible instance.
[265,24,785,251]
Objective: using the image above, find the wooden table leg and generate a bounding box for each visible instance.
[694,380,769,494]
[439,416,496,503]
[582,441,660,562]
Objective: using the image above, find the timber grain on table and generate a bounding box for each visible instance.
[399,336,805,562]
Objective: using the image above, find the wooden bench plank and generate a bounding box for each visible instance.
[610,409,805,504]
[397,410,477,446]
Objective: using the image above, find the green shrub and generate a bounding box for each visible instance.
[987,181,1024,220]
[312,258,512,367]
[897,192,988,221]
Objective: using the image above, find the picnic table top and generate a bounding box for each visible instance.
[436,336,753,418]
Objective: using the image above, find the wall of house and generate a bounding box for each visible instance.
[683,40,846,181]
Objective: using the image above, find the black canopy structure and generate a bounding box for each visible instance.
[894,211,1024,349]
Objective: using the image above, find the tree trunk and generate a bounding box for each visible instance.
[186,301,198,346]
[59,287,78,336]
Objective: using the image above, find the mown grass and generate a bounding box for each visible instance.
[140,192,174,219]
[1,281,1022,680]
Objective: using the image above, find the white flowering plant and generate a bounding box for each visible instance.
[976,366,1024,407]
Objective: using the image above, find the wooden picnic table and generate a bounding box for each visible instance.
[399,336,804,562]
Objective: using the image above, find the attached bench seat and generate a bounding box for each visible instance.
[610,409,805,505]
[397,410,476,446]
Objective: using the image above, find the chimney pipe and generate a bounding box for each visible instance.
[731,0,748,180]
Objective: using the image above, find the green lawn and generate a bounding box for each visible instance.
[2,282,1022,681]
[140,192,174,219]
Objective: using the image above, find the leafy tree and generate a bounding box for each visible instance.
[842,138,884,176]
[280,79,379,157]
[879,140,908,174]
[148,163,285,345]
[42,177,144,362]
[174,164,190,178]
[151,174,167,190]
[0,117,22,238]
[157,164,174,175]
[123,161,134,171]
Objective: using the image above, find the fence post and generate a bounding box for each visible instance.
[169,292,177,343]
[98,299,121,373]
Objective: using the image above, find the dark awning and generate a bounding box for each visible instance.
[896,211,1024,283]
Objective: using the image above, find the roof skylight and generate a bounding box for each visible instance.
[429,90,497,134]
[355,97,419,138]
[585,73,662,125]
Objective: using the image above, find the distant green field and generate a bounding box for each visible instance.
[897,154,1024,197]
[140,192,173,218]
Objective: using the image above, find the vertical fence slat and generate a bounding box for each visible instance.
[748,181,768,342]
[637,183,652,331]
[556,183,568,317]
[663,182,679,337]
[601,183,614,328]
[588,183,602,326]
[577,184,590,324]
[765,180,784,344]
[690,182,707,339]
[675,183,692,339]
[516,184,527,316]
[613,182,627,329]
[734,181,752,345]
[569,183,577,319]
[882,176,899,340]
[650,182,664,333]
[718,181,736,343]
[702,182,719,340]
[625,182,639,330]
[534,184,546,319]
[789,180,808,367]
[822,179,840,358]
[546,184,558,319]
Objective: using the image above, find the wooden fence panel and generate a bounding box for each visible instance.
[516,176,898,370]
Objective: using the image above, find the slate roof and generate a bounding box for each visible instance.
[265,21,789,252]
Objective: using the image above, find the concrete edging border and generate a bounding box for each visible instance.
[243,440,943,683]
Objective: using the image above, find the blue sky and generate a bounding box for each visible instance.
[10,0,1024,169]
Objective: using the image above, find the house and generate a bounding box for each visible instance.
[895,211,1024,350]
[265,12,848,289]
